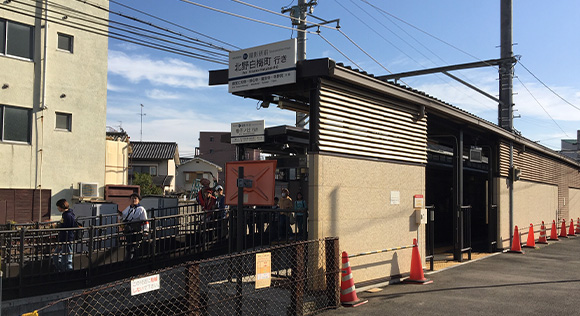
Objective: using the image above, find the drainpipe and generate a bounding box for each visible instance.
[38,1,49,221]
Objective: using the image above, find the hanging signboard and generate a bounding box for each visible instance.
[228,39,297,93]
[231,120,265,144]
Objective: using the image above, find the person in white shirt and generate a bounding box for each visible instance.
[119,193,149,260]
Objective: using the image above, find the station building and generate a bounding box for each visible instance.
[210,57,580,284]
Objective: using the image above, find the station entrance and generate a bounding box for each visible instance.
[425,117,498,261]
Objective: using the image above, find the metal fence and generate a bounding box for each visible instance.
[1,204,308,300]
[31,238,339,316]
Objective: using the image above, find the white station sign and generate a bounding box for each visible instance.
[231,120,265,144]
[228,39,297,93]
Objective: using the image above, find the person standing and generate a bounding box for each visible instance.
[294,192,308,240]
[279,188,293,239]
[119,193,149,260]
[53,199,76,272]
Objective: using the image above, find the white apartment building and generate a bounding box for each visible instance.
[0,0,108,220]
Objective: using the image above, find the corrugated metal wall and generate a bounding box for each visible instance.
[499,141,580,219]
[317,79,427,164]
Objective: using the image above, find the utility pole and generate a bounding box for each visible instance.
[499,0,515,247]
[139,104,146,141]
[283,0,310,128]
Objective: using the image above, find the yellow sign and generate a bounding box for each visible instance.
[21,311,38,316]
[255,252,271,289]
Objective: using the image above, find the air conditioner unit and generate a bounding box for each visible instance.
[79,182,99,198]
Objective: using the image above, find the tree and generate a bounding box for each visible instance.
[133,173,163,196]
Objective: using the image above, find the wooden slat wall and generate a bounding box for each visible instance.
[499,141,580,219]
[318,79,427,164]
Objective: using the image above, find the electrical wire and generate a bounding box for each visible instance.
[359,0,499,71]
[317,32,363,70]
[15,0,229,59]
[177,0,318,35]
[107,0,239,51]
[1,3,228,64]
[515,77,569,137]
[518,61,580,112]
[229,0,338,31]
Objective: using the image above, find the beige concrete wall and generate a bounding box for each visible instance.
[0,0,109,217]
[309,154,425,283]
[105,140,129,185]
[568,188,580,222]
[497,178,557,248]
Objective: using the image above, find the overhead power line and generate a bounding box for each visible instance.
[15,0,229,59]
[516,77,569,138]
[107,0,240,51]
[518,61,580,112]
[177,0,319,35]
[1,2,228,64]
[230,0,338,31]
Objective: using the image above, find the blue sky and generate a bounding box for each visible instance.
[106,1,580,156]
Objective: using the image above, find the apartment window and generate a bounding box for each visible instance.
[57,33,73,53]
[0,19,33,59]
[0,20,5,54]
[2,105,31,143]
[209,136,214,142]
[55,112,72,131]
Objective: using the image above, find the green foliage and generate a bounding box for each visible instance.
[133,173,163,196]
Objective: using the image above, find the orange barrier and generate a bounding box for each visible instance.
[508,225,524,253]
[523,223,536,248]
[549,220,559,241]
[576,217,580,235]
[404,239,433,284]
[568,219,576,237]
[340,251,368,307]
[537,221,548,244]
[559,219,568,238]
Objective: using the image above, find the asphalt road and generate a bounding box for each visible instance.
[321,236,580,315]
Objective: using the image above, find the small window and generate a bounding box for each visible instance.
[55,112,72,131]
[150,166,157,176]
[57,33,73,53]
[2,106,31,142]
[209,149,214,154]
[0,20,5,54]
[6,20,33,59]
[209,136,214,142]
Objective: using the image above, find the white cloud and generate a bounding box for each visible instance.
[107,82,131,92]
[146,89,181,100]
[108,50,209,89]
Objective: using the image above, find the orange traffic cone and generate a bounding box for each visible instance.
[568,219,576,237]
[537,221,548,244]
[508,225,524,253]
[576,218,580,235]
[559,219,568,238]
[340,251,368,307]
[404,239,433,284]
[523,223,536,248]
[549,220,559,241]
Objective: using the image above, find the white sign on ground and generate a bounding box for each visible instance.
[131,274,160,296]
[228,39,297,93]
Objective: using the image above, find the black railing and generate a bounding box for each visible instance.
[1,204,308,300]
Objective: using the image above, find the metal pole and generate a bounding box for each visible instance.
[500,0,514,247]
[296,0,308,128]
[236,167,244,252]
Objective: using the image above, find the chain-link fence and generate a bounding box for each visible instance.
[32,237,340,316]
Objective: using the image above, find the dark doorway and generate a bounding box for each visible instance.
[426,152,491,256]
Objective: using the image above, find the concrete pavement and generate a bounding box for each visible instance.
[322,236,580,315]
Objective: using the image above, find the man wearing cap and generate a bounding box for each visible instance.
[119,193,149,260]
